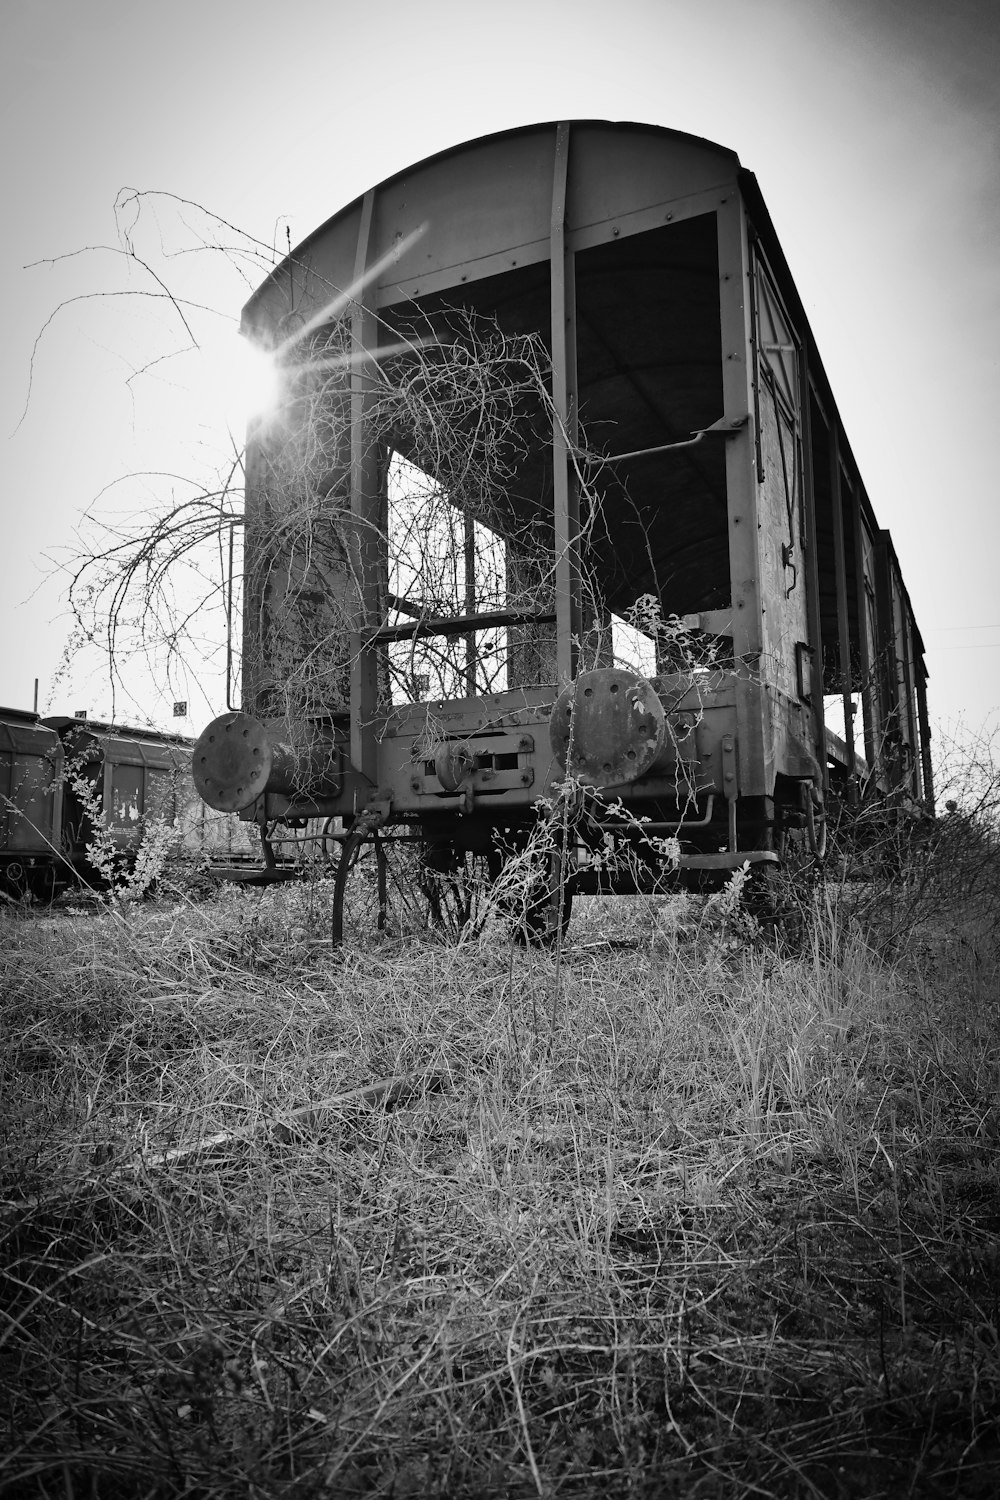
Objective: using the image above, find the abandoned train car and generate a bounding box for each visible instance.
[0,707,65,899]
[0,710,260,898]
[193,120,932,934]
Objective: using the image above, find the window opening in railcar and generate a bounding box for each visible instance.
[379,268,559,698]
[386,449,509,703]
[378,214,731,707]
[860,520,882,727]
[611,614,657,677]
[146,768,177,824]
[823,694,849,749]
[111,764,143,825]
[572,213,731,629]
[890,571,920,793]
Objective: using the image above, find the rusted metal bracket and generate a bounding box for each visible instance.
[375,607,556,646]
[353,797,392,833]
[678,850,778,872]
[411,732,535,800]
[589,794,716,834]
[721,733,739,851]
[602,414,747,464]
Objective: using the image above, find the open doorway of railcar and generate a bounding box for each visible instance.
[379,209,732,703]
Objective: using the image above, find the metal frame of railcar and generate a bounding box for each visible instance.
[194,121,932,903]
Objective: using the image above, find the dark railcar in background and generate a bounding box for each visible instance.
[0,707,64,899]
[44,717,261,883]
[0,712,259,898]
[192,121,932,936]
[44,716,191,879]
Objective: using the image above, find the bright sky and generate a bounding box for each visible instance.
[2,0,998,745]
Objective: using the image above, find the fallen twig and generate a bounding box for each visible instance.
[0,1070,449,1223]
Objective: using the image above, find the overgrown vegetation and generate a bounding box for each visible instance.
[3,789,998,1498]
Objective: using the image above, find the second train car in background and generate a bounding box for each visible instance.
[0,709,258,898]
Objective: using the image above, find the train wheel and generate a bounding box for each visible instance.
[511,851,573,947]
[804,783,828,863]
[775,782,827,871]
[741,863,807,949]
[421,843,501,941]
[331,827,498,947]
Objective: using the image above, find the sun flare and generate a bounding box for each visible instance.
[193,332,282,435]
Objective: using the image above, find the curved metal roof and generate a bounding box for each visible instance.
[243,119,742,334]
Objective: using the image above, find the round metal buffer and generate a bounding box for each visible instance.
[550,668,666,788]
[193,712,272,813]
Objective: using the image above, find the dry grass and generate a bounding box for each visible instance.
[2,874,998,1498]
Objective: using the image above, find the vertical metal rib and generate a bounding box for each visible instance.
[550,121,581,685]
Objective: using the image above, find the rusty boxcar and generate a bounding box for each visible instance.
[0,707,65,899]
[192,120,932,940]
[43,716,189,876]
[0,711,260,898]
